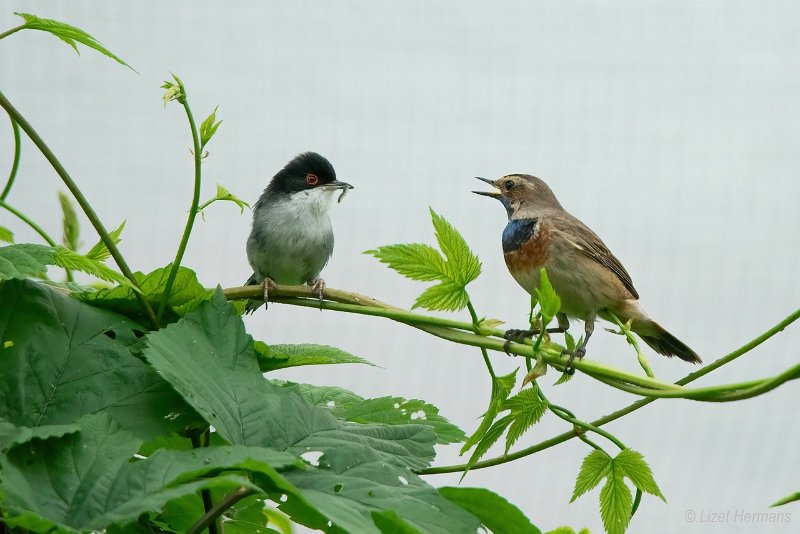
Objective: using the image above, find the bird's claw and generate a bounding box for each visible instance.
[261,278,278,310]
[502,328,537,355]
[308,278,326,309]
[563,346,586,375]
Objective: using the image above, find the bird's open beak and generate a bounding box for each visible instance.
[325,180,354,191]
[472,177,501,199]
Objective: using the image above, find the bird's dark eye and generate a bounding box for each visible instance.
[504,180,515,191]
[305,173,319,186]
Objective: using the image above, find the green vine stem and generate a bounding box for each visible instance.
[0,200,57,246]
[186,486,254,534]
[0,25,25,42]
[422,306,800,474]
[0,89,158,328]
[226,284,799,402]
[1,115,21,200]
[157,76,203,323]
[467,300,497,379]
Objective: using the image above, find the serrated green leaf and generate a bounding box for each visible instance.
[0,243,53,279]
[200,106,223,149]
[439,486,541,534]
[614,449,665,501]
[535,268,561,324]
[85,220,125,261]
[14,12,134,70]
[200,183,250,215]
[461,370,517,454]
[161,80,183,106]
[365,243,446,282]
[413,280,469,311]
[0,225,13,243]
[564,331,576,352]
[57,191,80,251]
[53,246,134,288]
[464,414,514,472]
[503,388,548,453]
[599,466,632,534]
[256,343,375,371]
[553,371,574,386]
[429,208,482,286]
[571,449,612,502]
[771,491,800,507]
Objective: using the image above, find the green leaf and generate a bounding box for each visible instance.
[58,191,80,251]
[199,183,251,215]
[553,371,574,386]
[85,220,126,261]
[161,79,184,106]
[0,243,53,279]
[571,449,612,502]
[439,486,541,534]
[771,492,800,507]
[15,12,134,70]
[0,412,302,533]
[535,268,561,324]
[0,225,13,243]
[372,510,422,533]
[256,343,375,371]
[412,280,469,311]
[77,264,211,319]
[429,208,482,286]
[503,388,548,453]
[294,385,466,445]
[200,106,223,149]
[614,449,665,501]
[0,279,197,440]
[464,414,514,472]
[461,369,517,454]
[53,246,134,287]
[364,243,446,282]
[599,466,633,534]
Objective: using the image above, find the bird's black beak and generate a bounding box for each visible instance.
[472,177,501,199]
[326,180,354,191]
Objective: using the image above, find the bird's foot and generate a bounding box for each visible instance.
[503,328,539,355]
[562,346,587,375]
[261,278,278,309]
[308,278,326,308]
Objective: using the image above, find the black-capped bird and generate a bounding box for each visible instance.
[245,152,353,313]
[474,174,700,371]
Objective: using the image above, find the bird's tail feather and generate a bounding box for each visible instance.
[635,321,701,364]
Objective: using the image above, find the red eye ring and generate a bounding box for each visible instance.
[305,173,319,185]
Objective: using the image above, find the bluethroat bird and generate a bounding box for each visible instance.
[245,152,353,313]
[474,174,700,371]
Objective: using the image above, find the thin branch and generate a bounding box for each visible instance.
[0,89,158,328]
[467,300,496,379]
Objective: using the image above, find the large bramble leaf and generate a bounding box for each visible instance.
[439,486,541,534]
[0,412,304,533]
[14,12,134,70]
[0,279,197,440]
[294,383,466,445]
[142,289,480,533]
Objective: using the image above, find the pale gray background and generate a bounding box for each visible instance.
[2,2,799,533]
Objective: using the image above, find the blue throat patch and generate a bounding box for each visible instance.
[502,218,538,253]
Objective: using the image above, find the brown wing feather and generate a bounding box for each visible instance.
[550,213,640,300]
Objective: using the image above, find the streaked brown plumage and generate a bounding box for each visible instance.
[474,174,700,368]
